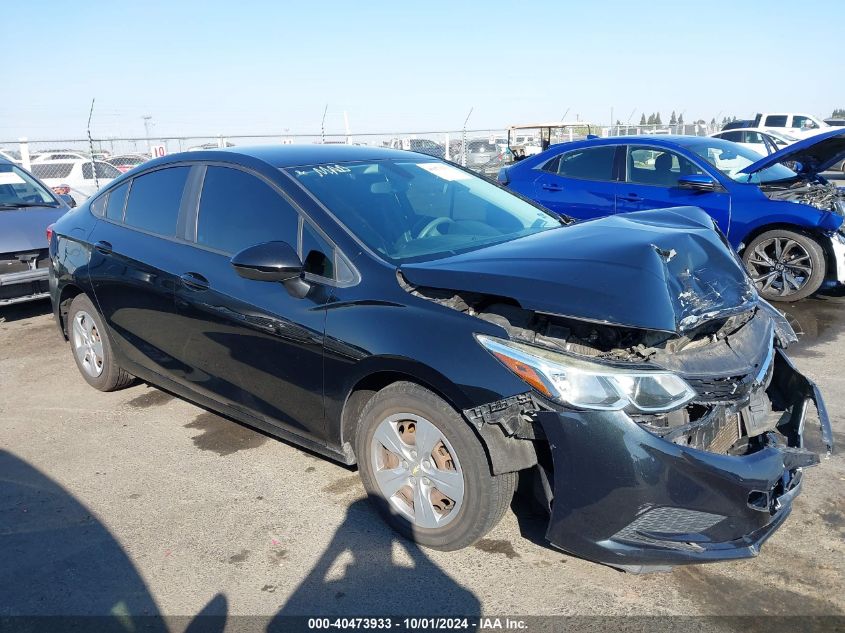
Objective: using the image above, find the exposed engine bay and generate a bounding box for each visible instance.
[763,179,845,215]
[401,275,830,461]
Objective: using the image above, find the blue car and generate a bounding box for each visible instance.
[499,129,845,301]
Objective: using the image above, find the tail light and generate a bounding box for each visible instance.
[46,224,54,244]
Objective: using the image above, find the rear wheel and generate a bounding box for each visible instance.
[742,230,826,302]
[67,294,134,391]
[355,382,516,551]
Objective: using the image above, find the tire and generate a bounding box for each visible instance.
[355,381,516,551]
[67,294,134,391]
[742,229,826,302]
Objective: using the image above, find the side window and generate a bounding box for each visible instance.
[627,146,704,187]
[744,132,764,144]
[721,131,742,142]
[196,166,298,254]
[105,182,129,221]
[301,220,334,279]
[83,162,122,180]
[540,155,561,173]
[764,115,788,127]
[549,146,616,180]
[123,167,190,236]
[793,115,818,130]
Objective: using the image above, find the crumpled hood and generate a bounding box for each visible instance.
[401,206,757,334]
[739,128,845,177]
[0,206,67,253]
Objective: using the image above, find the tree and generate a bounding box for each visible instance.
[647,113,655,125]
[670,111,677,125]
[710,117,716,126]
[640,113,647,125]
[833,108,845,118]
[615,120,622,126]
[655,112,662,125]
[678,113,684,125]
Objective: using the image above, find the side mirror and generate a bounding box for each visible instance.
[230,241,310,298]
[678,174,718,192]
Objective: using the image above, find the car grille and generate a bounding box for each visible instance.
[685,375,751,401]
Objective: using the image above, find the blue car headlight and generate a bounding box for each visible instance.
[476,334,696,413]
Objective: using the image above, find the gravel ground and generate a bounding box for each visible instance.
[1,295,843,629]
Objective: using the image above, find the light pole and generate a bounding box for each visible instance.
[142,115,153,149]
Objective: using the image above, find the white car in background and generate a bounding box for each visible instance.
[29,159,121,204]
[710,127,800,156]
[752,112,831,138]
[0,148,22,163]
[32,151,92,163]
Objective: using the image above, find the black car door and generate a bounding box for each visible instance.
[88,165,197,383]
[172,164,330,443]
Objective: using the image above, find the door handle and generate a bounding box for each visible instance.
[541,183,564,192]
[94,240,112,254]
[618,194,643,202]
[180,272,209,291]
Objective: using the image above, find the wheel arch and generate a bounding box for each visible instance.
[56,283,86,339]
[338,363,536,475]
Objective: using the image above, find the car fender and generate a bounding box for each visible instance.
[731,202,842,250]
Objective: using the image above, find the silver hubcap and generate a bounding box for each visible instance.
[370,413,464,529]
[72,310,104,377]
[746,237,813,297]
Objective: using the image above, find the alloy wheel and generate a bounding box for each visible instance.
[370,413,464,529]
[72,310,105,377]
[745,236,813,297]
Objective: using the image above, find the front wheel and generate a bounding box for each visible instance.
[355,382,516,551]
[742,230,826,302]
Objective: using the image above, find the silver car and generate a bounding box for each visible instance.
[0,158,69,306]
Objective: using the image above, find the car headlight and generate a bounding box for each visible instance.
[476,334,696,413]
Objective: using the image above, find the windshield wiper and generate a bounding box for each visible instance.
[0,202,59,209]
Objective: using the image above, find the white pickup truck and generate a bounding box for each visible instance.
[753,112,831,137]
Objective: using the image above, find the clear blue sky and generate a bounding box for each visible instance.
[3,0,842,140]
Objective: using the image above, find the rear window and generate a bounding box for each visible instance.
[31,163,73,179]
[82,162,121,179]
[123,167,190,236]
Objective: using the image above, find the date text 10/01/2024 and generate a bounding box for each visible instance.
[306,618,528,630]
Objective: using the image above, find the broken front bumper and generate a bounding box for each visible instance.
[536,349,833,571]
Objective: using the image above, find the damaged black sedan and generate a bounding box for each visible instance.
[49,146,833,570]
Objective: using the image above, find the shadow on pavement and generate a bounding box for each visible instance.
[1,450,479,631]
[0,298,52,324]
[0,450,171,629]
[268,498,480,627]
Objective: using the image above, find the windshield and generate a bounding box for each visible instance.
[289,159,562,263]
[0,164,57,208]
[682,138,798,184]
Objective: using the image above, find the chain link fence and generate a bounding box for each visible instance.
[0,122,720,205]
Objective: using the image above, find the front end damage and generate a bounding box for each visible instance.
[408,279,833,570]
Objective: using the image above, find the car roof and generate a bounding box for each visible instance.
[564,135,712,147]
[173,144,414,167]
